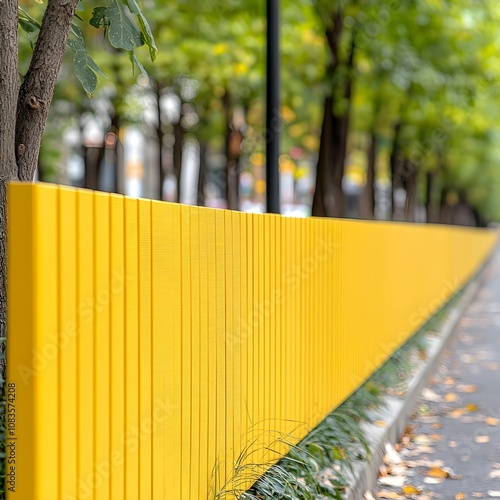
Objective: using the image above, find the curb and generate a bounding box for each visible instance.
[344,258,492,500]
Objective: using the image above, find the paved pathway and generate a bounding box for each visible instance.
[372,250,500,499]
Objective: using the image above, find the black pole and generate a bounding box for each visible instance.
[266,0,280,214]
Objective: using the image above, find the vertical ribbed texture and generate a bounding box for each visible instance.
[6,183,498,499]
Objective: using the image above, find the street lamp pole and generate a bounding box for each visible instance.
[266,0,280,214]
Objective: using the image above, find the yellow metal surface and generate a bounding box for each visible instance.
[6,182,498,500]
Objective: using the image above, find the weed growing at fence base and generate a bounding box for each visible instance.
[214,293,461,500]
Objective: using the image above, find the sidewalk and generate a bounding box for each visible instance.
[371,249,500,499]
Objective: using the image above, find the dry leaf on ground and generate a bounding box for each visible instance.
[423,476,445,484]
[402,484,421,496]
[376,491,404,499]
[486,417,500,426]
[475,435,490,444]
[428,467,449,478]
[384,443,402,465]
[378,475,407,487]
[457,384,477,393]
[422,388,442,402]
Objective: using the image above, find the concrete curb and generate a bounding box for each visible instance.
[344,259,492,500]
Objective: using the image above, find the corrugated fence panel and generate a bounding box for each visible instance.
[6,183,498,500]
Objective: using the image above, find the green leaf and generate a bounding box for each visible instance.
[106,0,143,51]
[68,36,106,96]
[129,51,148,77]
[18,6,41,30]
[89,6,108,29]
[19,18,39,34]
[124,0,158,61]
[137,13,158,61]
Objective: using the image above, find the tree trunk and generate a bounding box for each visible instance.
[84,145,105,190]
[0,0,19,352]
[389,120,403,219]
[223,93,243,211]
[404,161,417,222]
[173,120,184,202]
[439,188,453,224]
[197,142,207,207]
[425,170,438,223]
[0,0,79,385]
[155,84,165,200]
[16,0,80,181]
[312,96,334,217]
[313,10,355,218]
[360,130,377,219]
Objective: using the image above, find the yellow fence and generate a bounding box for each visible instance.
[5,182,497,499]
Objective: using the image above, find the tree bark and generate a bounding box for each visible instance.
[404,161,417,222]
[312,10,355,218]
[223,93,243,211]
[84,146,105,190]
[16,0,80,181]
[0,0,19,183]
[389,120,403,219]
[0,0,79,384]
[425,170,438,223]
[360,130,377,219]
[439,188,453,224]
[0,0,19,351]
[197,142,207,207]
[312,96,334,216]
[173,120,184,202]
[155,83,165,200]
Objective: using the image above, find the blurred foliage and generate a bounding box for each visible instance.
[17,0,500,221]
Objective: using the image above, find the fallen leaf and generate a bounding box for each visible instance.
[402,484,421,496]
[378,475,406,487]
[388,465,409,476]
[443,466,462,479]
[444,377,455,386]
[475,435,490,444]
[422,388,442,402]
[431,422,443,429]
[456,493,466,500]
[471,493,484,498]
[428,467,449,478]
[379,465,389,477]
[416,445,435,454]
[414,435,432,445]
[486,417,500,426]
[457,384,477,393]
[445,392,458,402]
[467,404,479,412]
[423,477,444,484]
[429,433,444,441]
[449,441,458,448]
[375,420,388,427]
[376,491,404,499]
[447,408,465,419]
[384,443,402,465]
